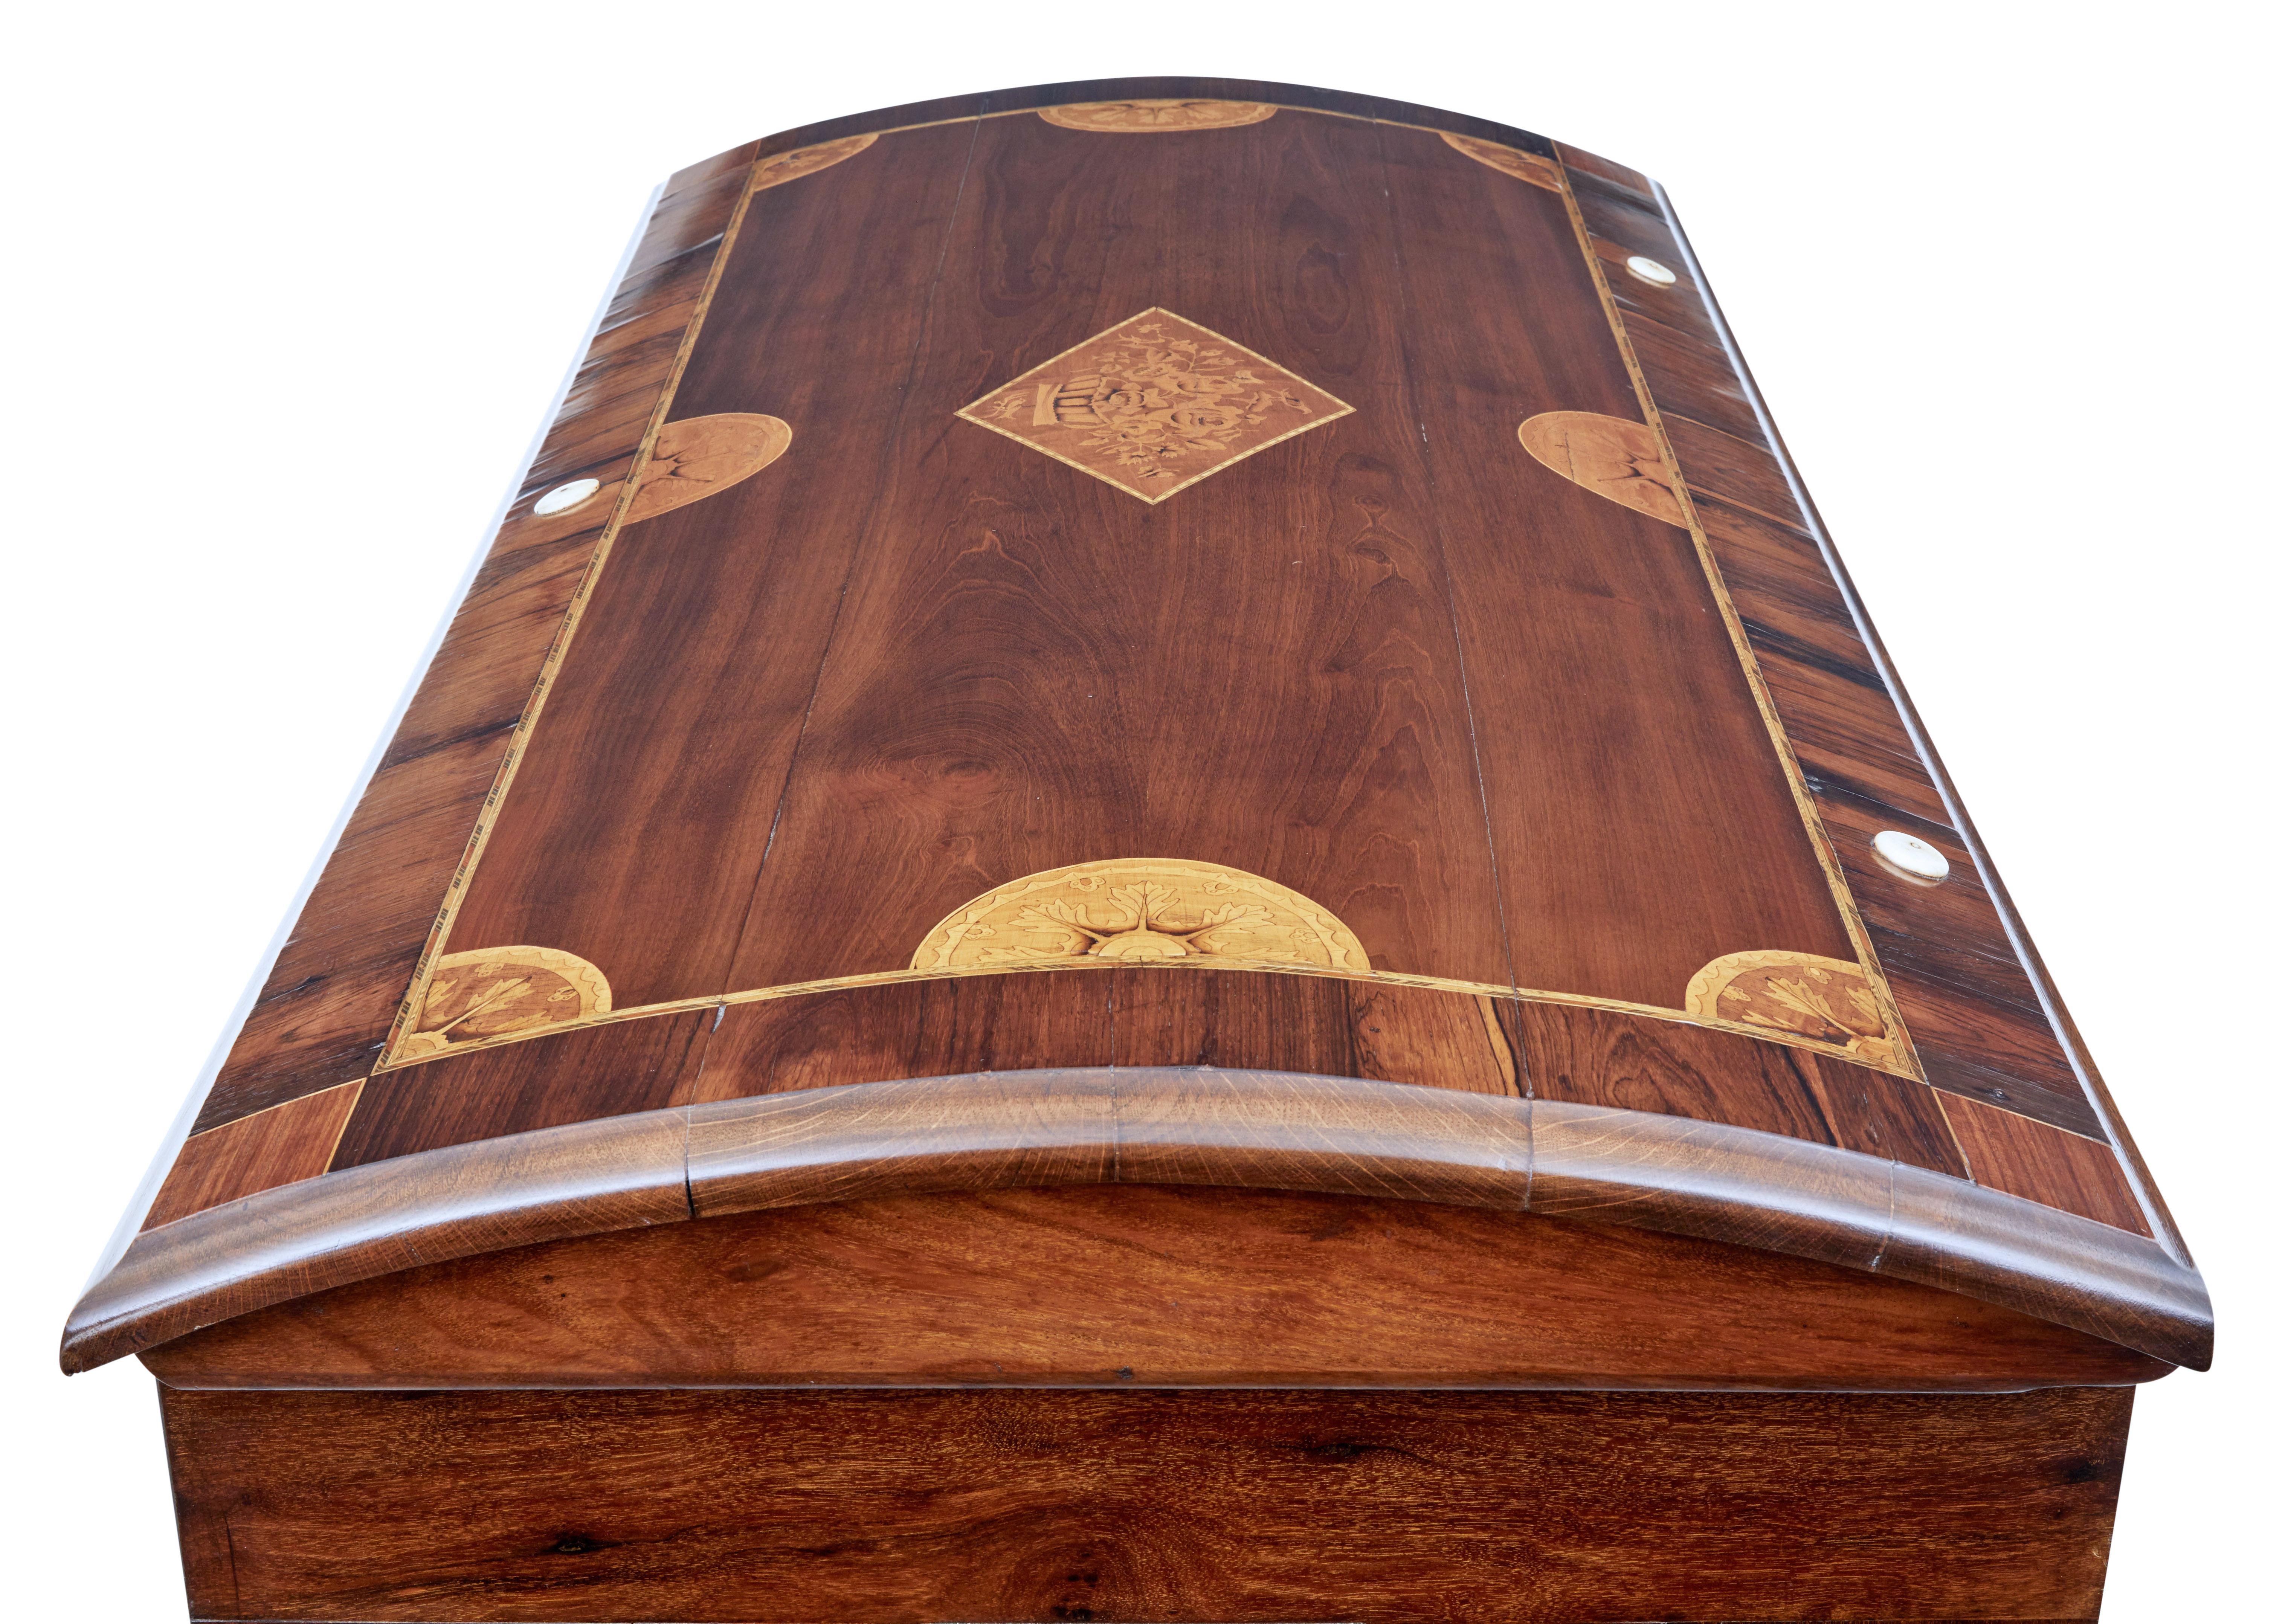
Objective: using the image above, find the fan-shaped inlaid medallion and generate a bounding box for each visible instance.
[623,412,792,524]
[1685,949,1901,1069]
[1441,131,1562,190]
[1039,100,1277,133]
[1518,410,1687,526]
[912,858,1369,973]
[751,134,875,192]
[394,945,612,1061]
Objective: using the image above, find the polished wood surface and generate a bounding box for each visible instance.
[64,1071,2212,1374]
[334,1008,709,1168]
[75,76,2201,1624]
[1943,1091,2152,1235]
[93,81,2175,1279]
[161,1384,2133,1622]
[142,1185,2167,1391]
[143,1081,361,1231]
[88,80,2179,1283]
[68,1105,689,1372]
[1499,998,1964,1172]
[698,973,1527,1100]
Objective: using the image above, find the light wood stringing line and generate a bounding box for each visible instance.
[1545,156,1922,1081]
[364,955,1925,1084]
[379,148,779,1062]
[1640,181,2187,1260]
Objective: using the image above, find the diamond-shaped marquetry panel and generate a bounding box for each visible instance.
[957,308,1353,502]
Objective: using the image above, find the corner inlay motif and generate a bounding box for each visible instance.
[624,413,792,524]
[957,309,1353,502]
[1439,132,1563,191]
[1685,949,1902,1070]
[1517,411,1686,527]
[912,859,1370,973]
[1039,101,1277,133]
[751,134,875,192]
[394,946,612,1061]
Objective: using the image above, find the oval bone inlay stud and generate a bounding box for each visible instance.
[1871,830,1951,884]
[1625,255,1677,288]
[533,478,602,517]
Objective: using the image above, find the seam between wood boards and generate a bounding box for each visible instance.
[1367,114,1526,1015]
[705,104,992,1038]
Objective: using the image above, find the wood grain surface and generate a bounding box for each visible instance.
[673,974,1517,1108]
[332,1009,709,1170]
[95,78,2192,1372]
[1501,999,1966,1173]
[1942,1092,2152,1235]
[142,1081,361,1231]
[299,102,1938,1194]
[64,1070,2212,1374]
[440,120,978,1015]
[439,99,1851,1024]
[161,1383,2133,1622]
[69,1106,690,1372]
[142,1184,2167,1391]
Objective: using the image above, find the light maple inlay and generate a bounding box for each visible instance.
[1516,409,1686,526]
[751,134,876,192]
[912,858,1371,973]
[956,309,1352,502]
[394,945,613,1062]
[1039,101,1277,133]
[1684,949,1903,1071]
[624,413,793,524]
[1439,131,1563,191]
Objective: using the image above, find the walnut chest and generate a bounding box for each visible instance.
[66,76,2208,1624]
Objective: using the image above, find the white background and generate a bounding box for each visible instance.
[3,2,2280,1617]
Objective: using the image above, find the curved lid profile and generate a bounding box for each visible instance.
[70,79,2205,1379]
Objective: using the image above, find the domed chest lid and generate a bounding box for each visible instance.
[64,79,2204,1378]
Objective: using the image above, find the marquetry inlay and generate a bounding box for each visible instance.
[1517,409,1686,527]
[957,309,1353,502]
[751,134,876,192]
[394,946,612,1061]
[1685,949,1902,1070]
[1439,131,1563,191]
[1039,100,1277,133]
[912,858,1370,973]
[624,413,792,524]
